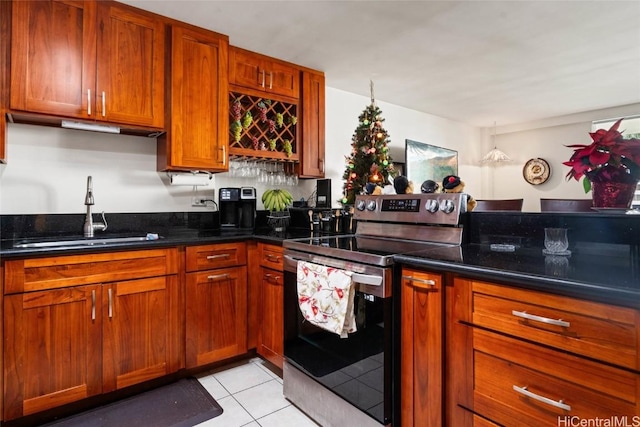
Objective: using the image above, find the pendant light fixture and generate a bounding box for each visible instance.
[482,121,511,164]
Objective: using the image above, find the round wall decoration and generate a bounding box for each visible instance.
[523,158,551,185]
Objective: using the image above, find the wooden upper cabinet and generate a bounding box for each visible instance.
[229,46,300,99]
[158,24,229,172]
[10,0,97,118]
[95,2,165,128]
[10,0,164,129]
[1,1,10,163]
[299,70,326,178]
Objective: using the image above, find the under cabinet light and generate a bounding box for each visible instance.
[61,120,121,134]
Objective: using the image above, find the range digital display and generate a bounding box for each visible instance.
[381,199,420,212]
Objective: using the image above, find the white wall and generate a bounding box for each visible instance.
[1,90,637,215]
[0,87,482,214]
[491,102,640,212]
[324,87,482,207]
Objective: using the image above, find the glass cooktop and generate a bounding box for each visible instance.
[283,234,456,266]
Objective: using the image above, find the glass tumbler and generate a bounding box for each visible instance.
[543,228,571,255]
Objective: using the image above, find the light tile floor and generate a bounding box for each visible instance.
[195,357,319,427]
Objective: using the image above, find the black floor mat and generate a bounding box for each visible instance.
[42,378,223,427]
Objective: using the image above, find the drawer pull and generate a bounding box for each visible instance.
[265,273,281,282]
[511,310,570,328]
[206,254,230,260]
[207,273,229,281]
[513,385,571,411]
[402,276,436,289]
[266,254,281,262]
[108,288,113,318]
[91,290,96,320]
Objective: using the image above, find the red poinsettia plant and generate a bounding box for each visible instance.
[564,118,640,192]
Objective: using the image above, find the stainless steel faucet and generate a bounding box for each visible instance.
[83,176,108,237]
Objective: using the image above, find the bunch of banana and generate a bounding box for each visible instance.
[262,189,293,212]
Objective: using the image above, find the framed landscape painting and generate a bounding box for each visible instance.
[405,139,458,189]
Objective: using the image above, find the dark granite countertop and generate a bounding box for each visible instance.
[0,226,321,258]
[2,211,639,308]
[395,242,640,308]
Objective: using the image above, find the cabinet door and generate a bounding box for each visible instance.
[401,269,443,427]
[299,70,325,178]
[102,276,178,393]
[96,3,164,128]
[160,25,229,171]
[257,266,284,369]
[4,285,102,420]
[1,1,9,163]
[265,60,299,98]
[229,48,262,92]
[229,47,299,98]
[186,266,248,368]
[10,0,97,118]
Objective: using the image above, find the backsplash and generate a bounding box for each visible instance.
[0,212,219,241]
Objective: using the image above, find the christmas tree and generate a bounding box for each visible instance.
[341,84,395,205]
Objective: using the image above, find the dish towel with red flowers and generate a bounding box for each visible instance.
[296,261,356,338]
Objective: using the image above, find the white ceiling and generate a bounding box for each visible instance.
[121,0,640,128]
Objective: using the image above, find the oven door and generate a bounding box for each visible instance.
[283,250,394,425]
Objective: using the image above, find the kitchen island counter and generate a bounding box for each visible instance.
[396,242,640,309]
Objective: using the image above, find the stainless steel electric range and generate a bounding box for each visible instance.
[282,193,468,427]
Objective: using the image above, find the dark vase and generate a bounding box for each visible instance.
[588,165,639,209]
[591,180,638,208]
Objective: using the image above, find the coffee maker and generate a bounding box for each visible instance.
[219,187,257,230]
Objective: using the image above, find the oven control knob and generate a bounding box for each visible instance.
[425,199,439,213]
[366,200,377,211]
[356,200,366,211]
[441,199,456,214]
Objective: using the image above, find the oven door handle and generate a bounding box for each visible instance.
[284,254,382,286]
[351,273,382,286]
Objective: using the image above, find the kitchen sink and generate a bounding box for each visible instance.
[13,235,161,249]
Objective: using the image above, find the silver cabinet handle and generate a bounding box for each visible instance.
[207,254,230,260]
[511,310,570,328]
[319,159,325,173]
[207,273,229,281]
[261,69,265,88]
[91,289,96,320]
[265,254,281,262]
[108,288,113,318]
[402,276,436,290]
[269,71,273,89]
[87,89,91,116]
[513,385,571,411]
[264,273,281,282]
[101,91,106,117]
[221,145,226,166]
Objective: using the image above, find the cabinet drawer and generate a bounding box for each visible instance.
[259,244,283,271]
[471,281,639,370]
[186,242,247,272]
[472,329,639,426]
[4,249,178,294]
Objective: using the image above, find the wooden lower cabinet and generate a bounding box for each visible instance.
[185,266,248,368]
[255,243,284,370]
[102,276,180,392]
[4,285,103,420]
[447,276,640,426]
[257,266,284,369]
[2,249,180,421]
[400,268,443,427]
